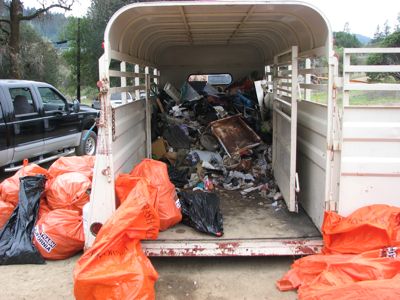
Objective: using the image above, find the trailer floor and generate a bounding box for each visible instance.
[143,190,322,256]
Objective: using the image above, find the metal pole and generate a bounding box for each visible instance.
[77,18,81,102]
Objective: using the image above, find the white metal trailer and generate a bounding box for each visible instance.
[85,1,400,256]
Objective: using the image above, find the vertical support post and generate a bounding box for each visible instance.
[120,61,127,104]
[272,56,278,171]
[76,18,81,102]
[145,74,152,158]
[305,58,311,101]
[289,45,299,212]
[343,50,350,106]
[134,64,140,100]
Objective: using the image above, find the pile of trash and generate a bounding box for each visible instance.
[277,204,400,299]
[0,156,95,262]
[150,78,282,233]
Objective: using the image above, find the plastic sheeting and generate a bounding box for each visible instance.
[0,176,46,265]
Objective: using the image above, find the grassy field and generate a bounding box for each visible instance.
[310,90,400,106]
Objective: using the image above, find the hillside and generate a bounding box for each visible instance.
[355,33,371,45]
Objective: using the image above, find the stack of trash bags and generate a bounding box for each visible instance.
[0,156,95,262]
[73,159,223,298]
[276,204,400,299]
[74,159,181,299]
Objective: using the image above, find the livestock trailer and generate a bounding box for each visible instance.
[85,1,400,256]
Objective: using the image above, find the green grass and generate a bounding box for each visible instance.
[310,90,400,106]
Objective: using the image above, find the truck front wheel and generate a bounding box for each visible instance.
[76,130,97,156]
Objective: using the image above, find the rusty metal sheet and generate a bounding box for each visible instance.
[210,114,261,156]
[141,238,323,257]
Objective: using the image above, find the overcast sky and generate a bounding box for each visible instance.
[23,0,400,37]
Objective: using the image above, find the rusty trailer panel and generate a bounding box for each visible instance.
[142,238,323,257]
[210,114,261,157]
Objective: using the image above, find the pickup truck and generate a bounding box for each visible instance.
[0,80,99,172]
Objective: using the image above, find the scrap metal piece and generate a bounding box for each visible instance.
[210,114,261,157]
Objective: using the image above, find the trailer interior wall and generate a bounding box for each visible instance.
[87,1,335,250]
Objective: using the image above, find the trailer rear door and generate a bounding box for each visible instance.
[272,46,299,212]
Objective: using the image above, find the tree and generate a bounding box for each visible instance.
[0,22,61,84]
[383,20,391,37]
[367,31,400,81]
[333,31,362,73]
[0,0,74,78]
[343,22,350,33]
[372,25,384,43]
[334,31,362,48]
[61,0,134,90]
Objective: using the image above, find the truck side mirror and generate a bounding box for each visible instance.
[72,99,80,113]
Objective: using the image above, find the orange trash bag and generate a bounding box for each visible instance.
[48,156,95,179]
[38,197,52,220]
[33,209,84,260]
[322,204,400,254]
[0,200,15,229]
[74,179,160,300]
[130,159,181,231]
[46,172,91,212]
[115,174,158,207]
[0,164,47,206]
[277,248,400,300]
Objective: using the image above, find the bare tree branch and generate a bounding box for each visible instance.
[0,19,11,24]
[20,3,73,21]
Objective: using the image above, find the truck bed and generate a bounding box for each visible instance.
[142,190,322,256]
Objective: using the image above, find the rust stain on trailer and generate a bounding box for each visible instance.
[283,240,321,255]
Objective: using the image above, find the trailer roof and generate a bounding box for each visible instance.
[104,1,331,65]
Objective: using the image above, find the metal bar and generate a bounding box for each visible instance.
[275,107,291,122]
[344,83,400,91]
[145,74,152,158]
[341,172,400,177]
[109,85,146,94]
[344,47,400,54]
[345,65,400,73]
[289,45,299,212]
[109,70,146,78]
[343,53,351,106]
[142,238,323,257]
[274,97,292,107]
[298,67,328,75]
[276,87,292,94]
[299,83,328,91]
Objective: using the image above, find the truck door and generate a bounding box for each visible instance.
[7,86,44,163]
[0,91,13,167]
[36,86,81,152]
[272,46,299,212]
[339,47,400,215]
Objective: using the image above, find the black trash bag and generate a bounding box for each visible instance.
[163,125,191,149]
[168,166,189,188]
[0,175,46,265]
[178,191,223,237]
